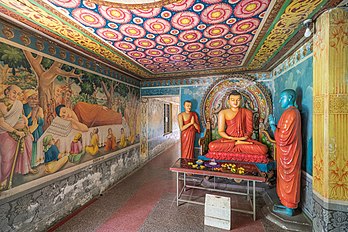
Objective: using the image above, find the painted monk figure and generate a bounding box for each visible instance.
[178,100,201,159]
[269,89,302,216]
[0,85,38,190]
[208,90,268,155]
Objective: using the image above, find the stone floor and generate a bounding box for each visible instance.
[48,143,305,232]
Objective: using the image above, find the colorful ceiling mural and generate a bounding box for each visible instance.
[0,0,338,79]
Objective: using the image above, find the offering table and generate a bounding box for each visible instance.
[170,158,266,221]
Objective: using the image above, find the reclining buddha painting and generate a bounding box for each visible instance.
[0,41,140,191]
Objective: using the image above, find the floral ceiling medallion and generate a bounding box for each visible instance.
[85,0,181,9]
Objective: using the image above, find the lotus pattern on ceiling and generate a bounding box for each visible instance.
[49,0,270,74]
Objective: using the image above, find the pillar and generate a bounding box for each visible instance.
[313,8,348,231]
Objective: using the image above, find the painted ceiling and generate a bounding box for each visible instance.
[0,0,340,79]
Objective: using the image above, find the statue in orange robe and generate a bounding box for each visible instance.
[178,101,201,159]
[208,91,268,156]
[269,89,302,216]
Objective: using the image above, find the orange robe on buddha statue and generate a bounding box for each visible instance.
[207,108,268,162]
[181,112,200,159]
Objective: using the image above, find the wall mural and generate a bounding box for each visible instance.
[0,41,140,191]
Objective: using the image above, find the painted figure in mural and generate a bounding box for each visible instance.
[85,128,99,156]
[0,85,38,190]
[70,132,83,154]
[105,128,117,152]
[208,90,268,156]
[55,104,88,132]
[43,134,68,174]
[178,100,201,159]
[55,102,122,131]
[69,132,85,163]
[269,89,302,216]
[46,99,56,127]
[63,89,72,109]
[23,89,44,167]
[119,127,127,148]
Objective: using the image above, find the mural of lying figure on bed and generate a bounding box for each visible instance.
[55,102,122,132]
[36,101,130,169]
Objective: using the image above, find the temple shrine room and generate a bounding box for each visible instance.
[0,0,347,231]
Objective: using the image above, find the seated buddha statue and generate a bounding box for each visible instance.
[208,90,268,156]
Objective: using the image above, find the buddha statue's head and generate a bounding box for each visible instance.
[228,90,242,109]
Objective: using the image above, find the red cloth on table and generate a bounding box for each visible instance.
[206,151,269,163]
[275,106,302,209]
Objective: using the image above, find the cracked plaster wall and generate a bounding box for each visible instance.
[0,146,141,232]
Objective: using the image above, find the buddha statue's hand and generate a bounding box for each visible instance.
[235,136,248,141]
[235,140,253,145]
[225,136,247,141]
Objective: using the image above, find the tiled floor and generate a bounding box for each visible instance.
[50,143,286,232]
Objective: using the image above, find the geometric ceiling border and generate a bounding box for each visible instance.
[88,0,181,10]
[0,0,152,78]
[140,72,271,88]
[263,0,343,70]
[243,0,287,66]
[248,0,328,69]
[149,64,254,79]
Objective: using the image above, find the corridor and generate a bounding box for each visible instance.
[49,143,282,232]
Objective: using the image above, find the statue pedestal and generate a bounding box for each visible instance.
[262,188,312,231]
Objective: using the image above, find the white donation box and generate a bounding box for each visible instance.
[204,194,231,230]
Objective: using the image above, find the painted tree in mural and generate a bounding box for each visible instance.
[101,79,119,109]
[71,72,117,108]
[69,71,99,104]
[74,71,121,110]
[0,63,9,82]
[124,85,140,144]
[0,43,33,88]
[23,50,82,126]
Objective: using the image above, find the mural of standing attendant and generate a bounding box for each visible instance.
[86,128,99,156]
[0,85,37,190]
[43,135,68,174]
[23,89,44,167]
[269,89,302,216]
[178,100,201,159]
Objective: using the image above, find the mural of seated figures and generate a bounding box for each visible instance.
[0,41,141,192]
